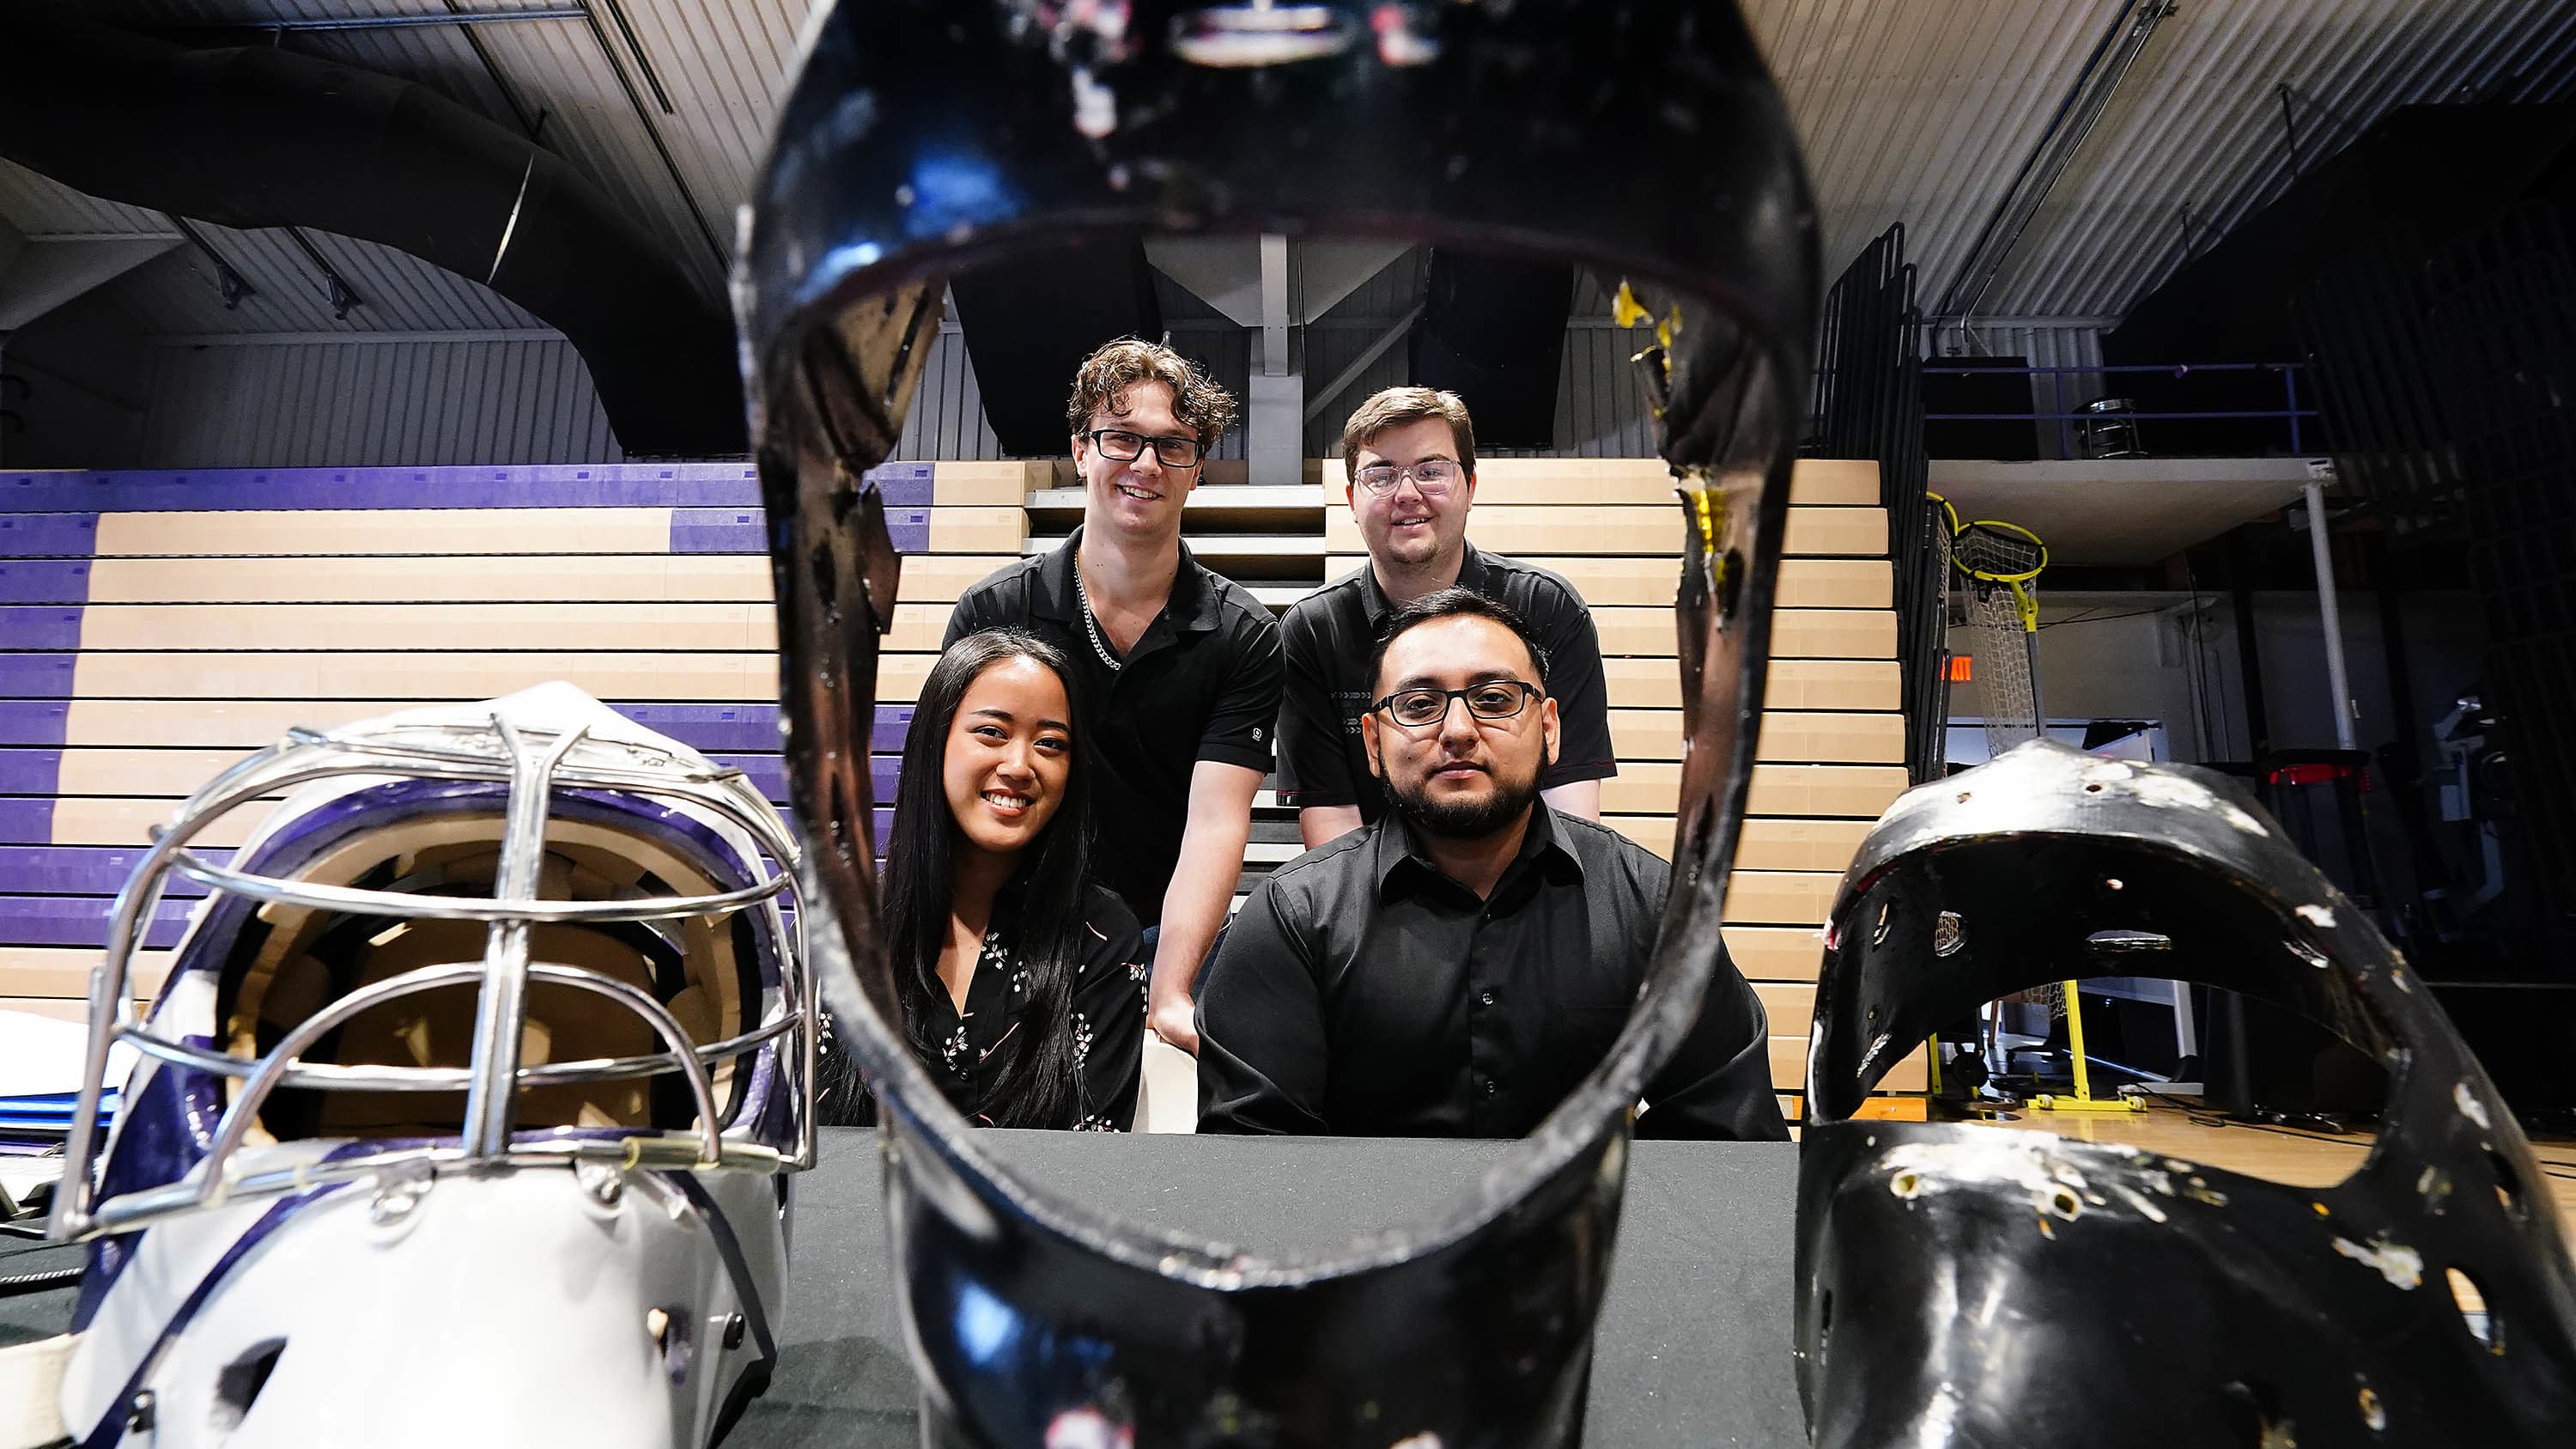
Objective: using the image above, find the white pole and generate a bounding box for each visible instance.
[2304,482,2358,751]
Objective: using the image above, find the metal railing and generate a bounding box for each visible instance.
[1923,360,2318,459]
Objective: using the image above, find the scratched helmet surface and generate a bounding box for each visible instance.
[44,684,810,1448]
[737,1,1817,1445]
[1796,740,2576,1448]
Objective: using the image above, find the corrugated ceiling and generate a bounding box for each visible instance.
[1750,0,2576,319]
[6,0,2573,342]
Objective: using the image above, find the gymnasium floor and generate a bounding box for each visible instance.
[1981,1099,2576,1247]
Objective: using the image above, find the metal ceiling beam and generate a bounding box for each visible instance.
[1931,0,2177,323]
[147,8,587,35]
[163,215,256,311]
[283,225,364,320]
[569,0,722,271]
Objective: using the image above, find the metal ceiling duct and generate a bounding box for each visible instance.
[0,3,743,457]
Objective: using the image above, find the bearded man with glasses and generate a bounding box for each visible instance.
[945,338,1283,1056]
[1196,588,1784,1140]
[1276,387,1619,851]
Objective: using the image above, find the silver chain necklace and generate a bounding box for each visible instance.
[1074,569,1123,672]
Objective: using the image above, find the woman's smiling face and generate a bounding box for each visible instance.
[942,654,1075,861]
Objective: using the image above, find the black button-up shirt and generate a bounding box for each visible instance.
[1276,543,1617,822]
[945,527,1283,925]
[1195,804,1787,1140]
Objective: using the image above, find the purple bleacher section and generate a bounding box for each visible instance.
[0,656,74,697]
[13,896,193,948]
[0,462,934,513]
[0,610,82,649]
[0,562,89,602]
[0,800,51,842]
[0,515,100,555]
[612,702,913,754]
[0,464,961,951]
[0,750,58,793]
[669,505,934,555]
[0,702,68,746]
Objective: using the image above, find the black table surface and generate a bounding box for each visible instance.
[2,1129,1807,1446]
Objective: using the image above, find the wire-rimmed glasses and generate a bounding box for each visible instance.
[1352,459,1465,496]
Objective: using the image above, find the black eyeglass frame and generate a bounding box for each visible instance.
[1352,458,1467,496]
[1083,427,1206,469]
[1370,680,1545,730]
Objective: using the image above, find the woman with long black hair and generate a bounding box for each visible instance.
[821,628,1148,1129]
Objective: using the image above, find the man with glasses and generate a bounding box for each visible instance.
[945,338,1282,1056]
[1277,387,1619,849]
[1196,589,1784,1139]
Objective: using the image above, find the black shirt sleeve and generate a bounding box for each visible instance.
[1535,578,1619,787]
[1635,935,1791,1142]
[1194,606,1285,774]
[941,590,987,649]
[1073,886,1149,1130]
[1273,602,1358,808]
[1193,878,1333,1134]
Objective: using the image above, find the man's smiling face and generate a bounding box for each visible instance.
[1074,378,1200,544]
[1350,415,1475,571]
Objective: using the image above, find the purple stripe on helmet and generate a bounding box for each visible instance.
[0,514,100,557]
[0,561,91,603]
[72,1030,232,1330]
[79,1184,348,1449]
[0,461,934,513]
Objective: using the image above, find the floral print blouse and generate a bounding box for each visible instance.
[915,883,1149,1130]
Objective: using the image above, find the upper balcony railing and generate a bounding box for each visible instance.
[1920,360,2319,461]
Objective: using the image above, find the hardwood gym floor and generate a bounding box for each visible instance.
[1979,1099,2576,1249]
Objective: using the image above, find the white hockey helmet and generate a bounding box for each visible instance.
[31,684,809,1448]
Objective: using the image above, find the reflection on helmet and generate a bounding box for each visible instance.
[43,684,808,1449]
[740,2,1815,1445]
[1798,740,2576,1447]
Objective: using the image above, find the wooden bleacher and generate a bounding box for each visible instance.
[1325,458,1921,1114]
[0,460,1026,1024]
[3,454,1917,1118]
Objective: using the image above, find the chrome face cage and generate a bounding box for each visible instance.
[49,713,815,1242]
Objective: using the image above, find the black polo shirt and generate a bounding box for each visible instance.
[1276,543,1617,822]
[944,527,1282,926]
[1194,803,1786,1140]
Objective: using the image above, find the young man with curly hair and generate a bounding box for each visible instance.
[945,338,1282,1056]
